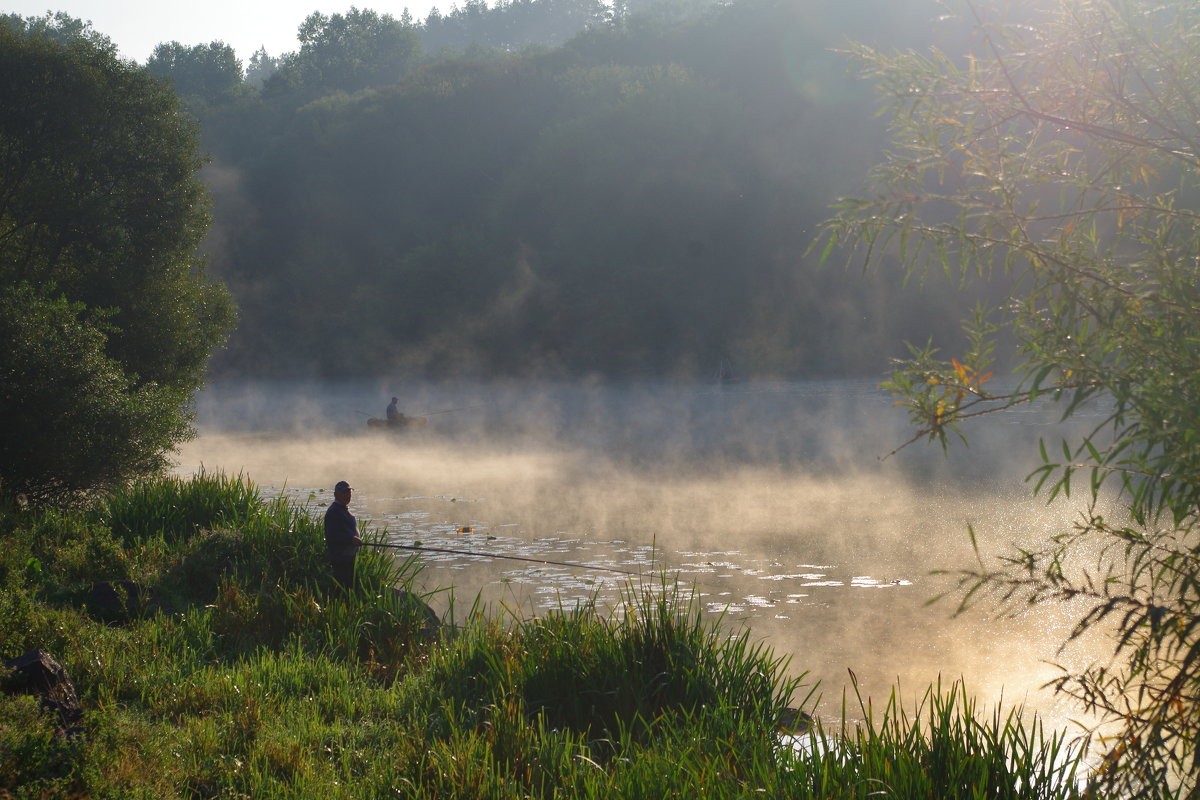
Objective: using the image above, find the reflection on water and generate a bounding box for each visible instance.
[177,379,1118,730]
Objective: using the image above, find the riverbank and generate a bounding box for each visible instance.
[1,472,1088,798]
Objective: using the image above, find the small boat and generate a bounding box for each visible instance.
[367,415,428,431]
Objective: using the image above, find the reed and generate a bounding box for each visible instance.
[781,674,1087,799]
[98,468,265,545]
[0,473,1093,799]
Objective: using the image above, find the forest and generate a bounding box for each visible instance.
[137,0,994,379]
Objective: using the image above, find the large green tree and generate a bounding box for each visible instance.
[268,7,421,96]
[0,18,235,503]
[146,40,246,108]
[820,0,1200,793]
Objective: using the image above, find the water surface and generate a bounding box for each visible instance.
[177,378,1117,730]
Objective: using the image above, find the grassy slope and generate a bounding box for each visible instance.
[0,473,1088,798]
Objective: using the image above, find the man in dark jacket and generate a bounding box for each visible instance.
[324,480,362,589]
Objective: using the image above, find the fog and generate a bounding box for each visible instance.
[175,378,1119,730]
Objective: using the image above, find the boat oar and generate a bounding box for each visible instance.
[363,541,647,577]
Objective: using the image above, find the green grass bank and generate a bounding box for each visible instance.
[0,473,1089,798]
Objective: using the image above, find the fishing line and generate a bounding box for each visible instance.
[365,540,784,599]
[411,404,487,417]
[364,540,856,622]
[359,515,845,597]
[363,541,649,577]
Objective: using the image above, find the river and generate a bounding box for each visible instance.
[174,378,1117,733]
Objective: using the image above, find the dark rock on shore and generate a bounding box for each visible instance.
[2,649,83,737]
[86,580,174,622]
[392,588,442,636]
[778,707,815,733]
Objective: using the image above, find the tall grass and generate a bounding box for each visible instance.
[786,674,1087,799]
[98,468,264,544]
[0,473,1094,798]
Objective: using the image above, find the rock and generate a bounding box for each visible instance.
[86,580,174,622]
[390,589,442,635]
[2,649,83,736]
[778,707,815,733]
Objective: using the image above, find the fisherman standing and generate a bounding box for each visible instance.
[324,480,362,590]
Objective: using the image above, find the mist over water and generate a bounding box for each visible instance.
[177,378,1118,728]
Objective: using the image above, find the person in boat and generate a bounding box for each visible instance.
[324,480,362,590]
[386,396,406,427]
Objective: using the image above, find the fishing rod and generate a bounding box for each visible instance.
[363,541,649,577]
[355,404,484,419]
[366,542,795,609]
[411,404,486,417]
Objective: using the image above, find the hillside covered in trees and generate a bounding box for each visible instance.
[144,0,995,379]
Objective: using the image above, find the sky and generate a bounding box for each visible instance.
[6,0,439,62]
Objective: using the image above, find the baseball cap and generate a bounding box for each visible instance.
[334,480,352,492]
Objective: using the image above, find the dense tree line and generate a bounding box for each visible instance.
[5,0,992,385]
[161,0,990,380]
[420,0,608,54]
[7,0,986,382]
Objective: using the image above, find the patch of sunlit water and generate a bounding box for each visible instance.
[176,379,1120,738]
